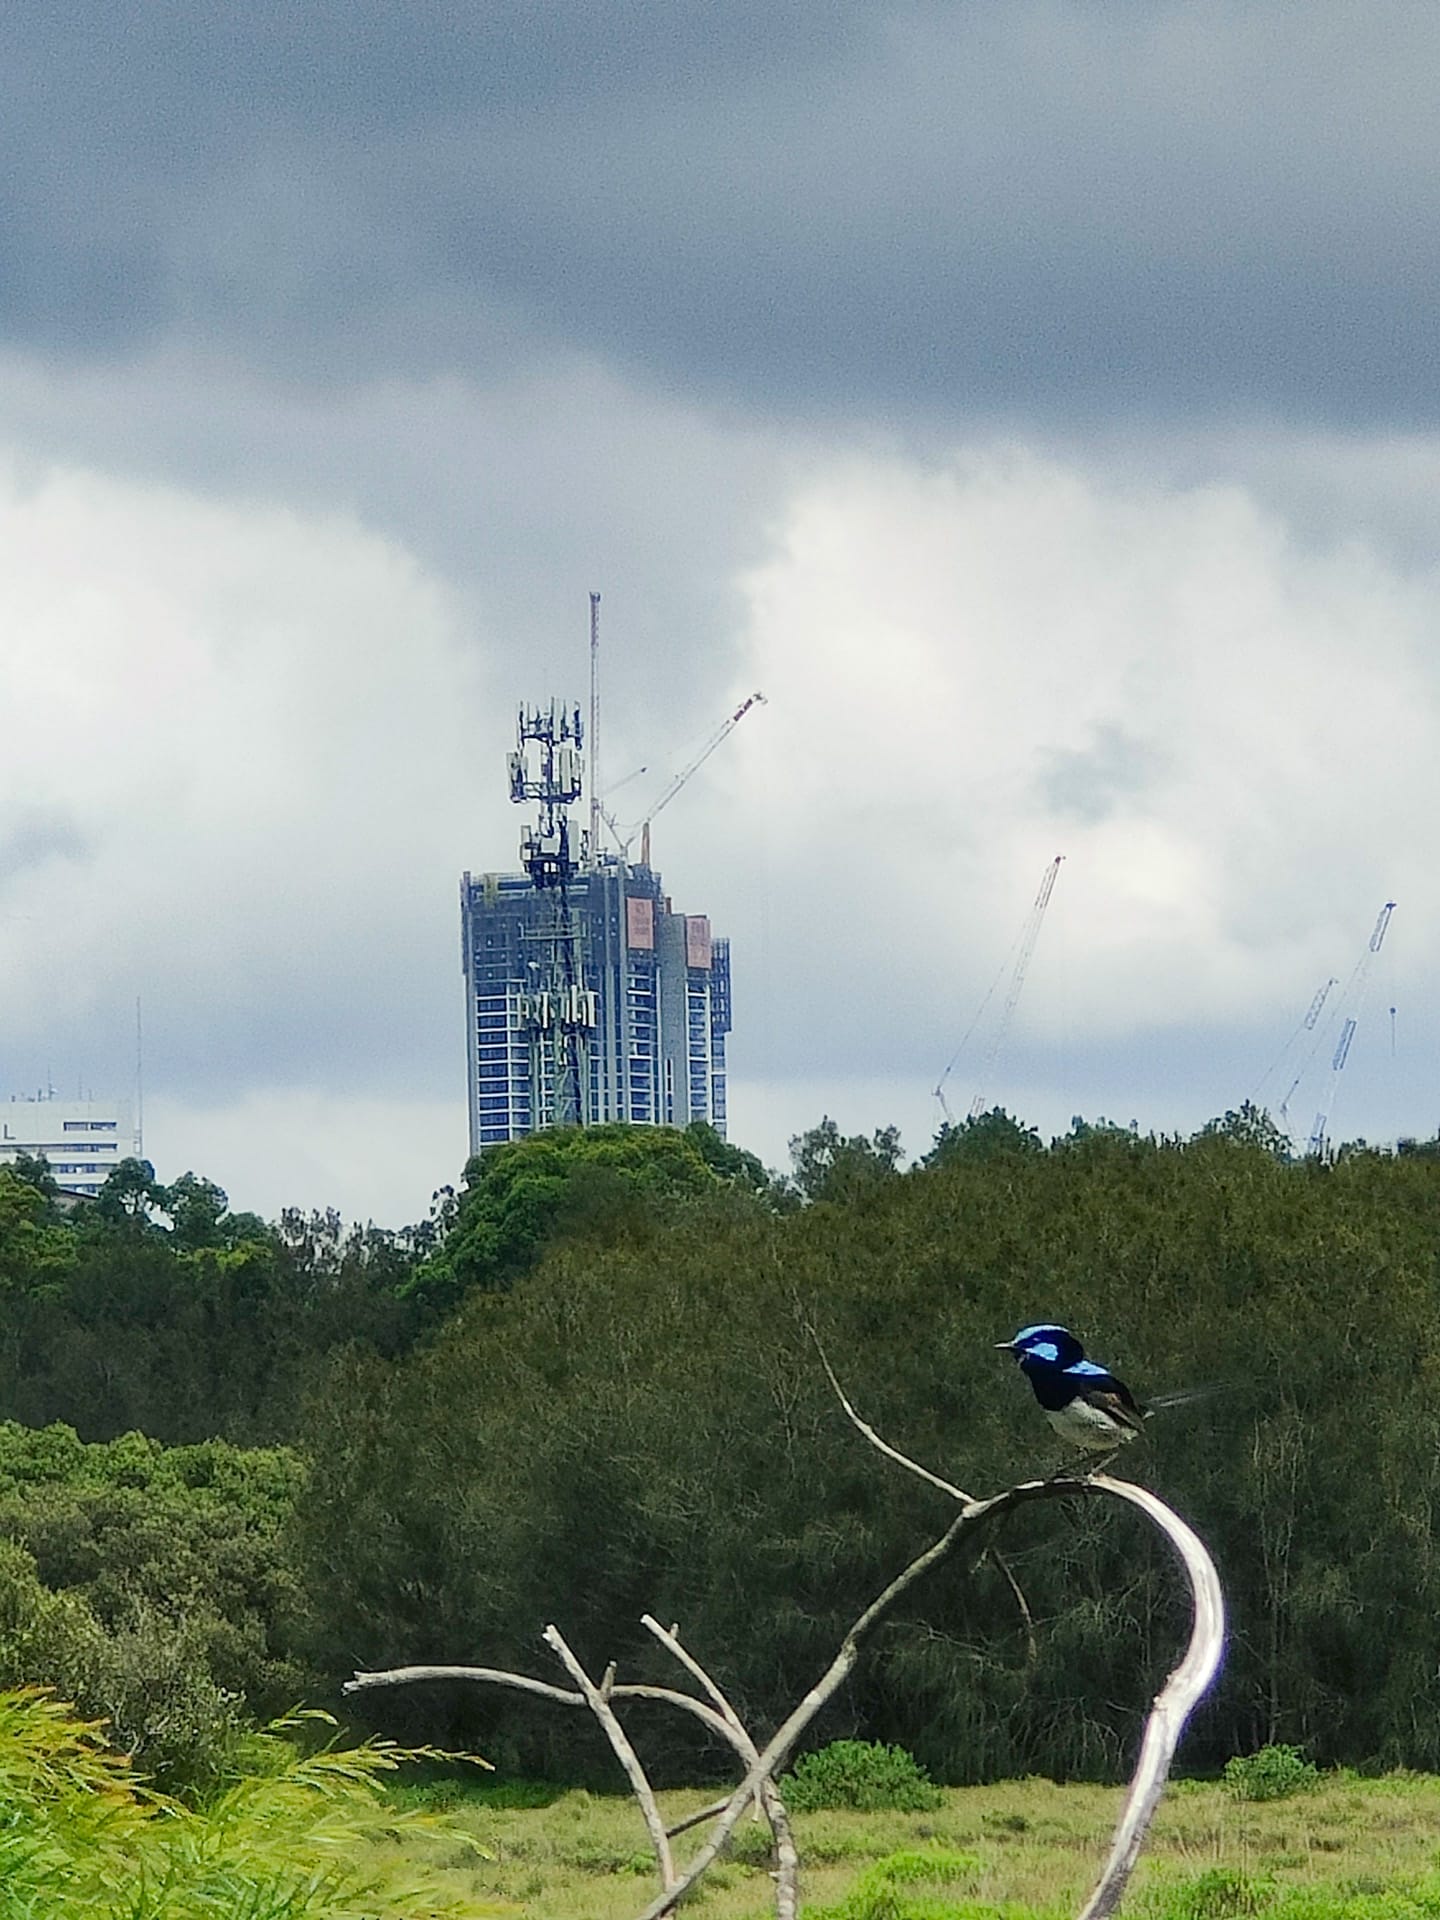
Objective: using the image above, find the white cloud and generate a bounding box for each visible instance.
[0,452,502,1117]
[144,1088,466,1226]
[689,443,1437,1144]
[2,427,1437,1219]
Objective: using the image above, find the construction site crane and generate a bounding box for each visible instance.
[934,854,1064,1126]
[1306,899,1396,1156]
[618,692,766,866]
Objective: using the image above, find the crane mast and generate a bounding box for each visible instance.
[934,854,1064,1126]
[622,692,766,866]
[1306,899,1395,1156]
[966,854,1063,1120]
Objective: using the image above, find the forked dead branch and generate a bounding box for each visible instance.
[346,1355,1225,1918]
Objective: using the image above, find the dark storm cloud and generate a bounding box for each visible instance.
[3,2,1438,428]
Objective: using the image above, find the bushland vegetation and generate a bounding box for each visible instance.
[0,1686,493,1919]
[5,1109,1440,1793]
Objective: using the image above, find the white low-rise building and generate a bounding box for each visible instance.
[0,1097,138,1198]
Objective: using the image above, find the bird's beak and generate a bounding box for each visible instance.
[994,1340,1016,1351]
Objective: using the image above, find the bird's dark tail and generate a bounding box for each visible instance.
[1144,1385,1227,1416]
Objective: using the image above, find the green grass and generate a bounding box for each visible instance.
[376,1769,1440,1919]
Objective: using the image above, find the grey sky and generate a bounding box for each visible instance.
[5,5,1439,423]
[0,2,1435,1218]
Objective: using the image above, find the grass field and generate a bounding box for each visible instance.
[376,1769,1440,1917]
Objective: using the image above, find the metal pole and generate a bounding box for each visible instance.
[589,592,601,870]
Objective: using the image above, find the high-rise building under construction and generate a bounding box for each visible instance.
[460,701,731,1154]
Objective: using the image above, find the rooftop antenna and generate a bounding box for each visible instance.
[510,701,595,1125]
[588,592,601,870]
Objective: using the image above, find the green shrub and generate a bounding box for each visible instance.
[1154,1867,1276,1917]
[728,1817,779,1866]
[0,1687,494,1918]
[1223,1744,1320,1802]
[781,1740,944,1812]
[0,1538,249,1798]
[809,1847,986,1920]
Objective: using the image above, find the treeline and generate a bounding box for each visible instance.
[0,1157,423,1443]
[6,1111,1440,1788]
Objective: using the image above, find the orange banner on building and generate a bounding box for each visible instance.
[685,915,712,969]
[627,896,655,949]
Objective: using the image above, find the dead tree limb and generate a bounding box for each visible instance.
[346,1652,789,1913]
[1072,1477,1226,1920]
[346,1353,1224,1920]
[814,1354,1227,1920]
[542,1624,676,1896]
[642,1615,799,1920]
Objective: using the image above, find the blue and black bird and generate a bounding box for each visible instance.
[996,1324,1148,1457]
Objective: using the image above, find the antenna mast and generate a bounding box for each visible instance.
[509,701,596,1126]
[588,592,601,870]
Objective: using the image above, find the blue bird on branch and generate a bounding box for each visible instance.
[996,1323,1149,1464]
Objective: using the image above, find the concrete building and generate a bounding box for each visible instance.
[460,855,730,1152]
[0,1096,137,1197]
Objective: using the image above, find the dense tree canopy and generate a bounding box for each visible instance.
[7,1116,1440,1790]
[404,1121,754,1309]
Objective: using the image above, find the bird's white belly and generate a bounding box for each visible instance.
[1045,1400,1138,1452]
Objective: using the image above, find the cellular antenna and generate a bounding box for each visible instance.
[509,700,595,1126]
[588,592,601,871]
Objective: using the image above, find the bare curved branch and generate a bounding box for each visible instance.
[808,1323,972,1504]
[1075,1476,1226,1920]
[813,1354,1227,1920]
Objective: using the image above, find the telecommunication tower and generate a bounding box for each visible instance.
[508,701,597,1126]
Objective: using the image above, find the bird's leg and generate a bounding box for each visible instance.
[1083,1446,1124,1478]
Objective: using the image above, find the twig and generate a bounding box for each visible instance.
[807,1323,973,1504]
[642,1615,799,1920]
[543,1627,676,1893]
[812,1324,1035,1660]
[345,1663,582,1707]
[986,1546,1040,1666]
[665,1795,728,1839]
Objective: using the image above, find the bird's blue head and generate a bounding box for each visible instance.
[996,1323,1086,1369]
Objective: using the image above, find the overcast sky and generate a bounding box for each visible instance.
[1,1,1436,1222]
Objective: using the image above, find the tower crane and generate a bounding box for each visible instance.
[933,854,1064,1126]
[1306,899,1396,1156]
[610,692,766,865]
